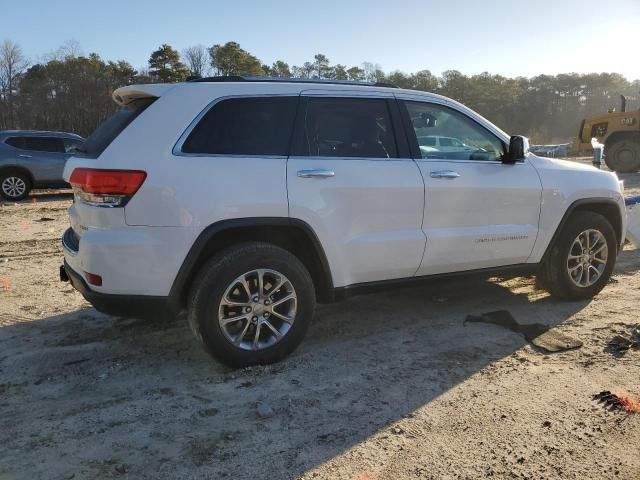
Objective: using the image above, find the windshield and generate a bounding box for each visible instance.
[76,98,156,158]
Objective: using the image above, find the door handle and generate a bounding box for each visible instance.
[297,169,335,179]
[19,154,32,158]
[430,170,460,179]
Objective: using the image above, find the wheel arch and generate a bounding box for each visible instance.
[0,165,35,185]
[541,197,623,262]
[169,217,335,308]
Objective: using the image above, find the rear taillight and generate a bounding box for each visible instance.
[69,168,146,207]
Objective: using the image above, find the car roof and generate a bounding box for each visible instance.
[113,77,452,106]
[0,130,85,140]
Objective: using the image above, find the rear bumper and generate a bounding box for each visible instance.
[62,259,174,320]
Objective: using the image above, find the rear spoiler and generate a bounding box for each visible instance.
[112,84,176,107]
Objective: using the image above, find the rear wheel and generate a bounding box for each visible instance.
[538,211,617,300]
[187,242,315,368]
[604,137,640,173]
[0,170,31,201]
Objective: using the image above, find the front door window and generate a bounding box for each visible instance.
[404,101,505,161]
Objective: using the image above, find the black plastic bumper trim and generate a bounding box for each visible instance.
[63,260,174,320]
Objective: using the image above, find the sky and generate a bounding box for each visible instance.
[4,0,640,80]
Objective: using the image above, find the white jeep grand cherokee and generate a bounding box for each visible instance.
[61,77,627,367]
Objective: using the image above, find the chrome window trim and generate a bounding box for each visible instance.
[172,93,300,158]
[415,158,527,165]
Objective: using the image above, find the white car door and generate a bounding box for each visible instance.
[287,92,426,288]
[398,99,543,276]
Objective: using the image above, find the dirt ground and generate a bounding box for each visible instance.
[1,161,639,480]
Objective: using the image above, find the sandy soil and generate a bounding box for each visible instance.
[1,163,639,480]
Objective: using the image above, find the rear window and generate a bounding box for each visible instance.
[5,136,65,152]
[181,96,298,156]
[77,98,156,158]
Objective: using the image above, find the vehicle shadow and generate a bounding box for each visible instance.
[613,248,640,276]
[0,275,590,479]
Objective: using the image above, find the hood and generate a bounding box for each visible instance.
[528,154,624,197]
[529,154,605,172]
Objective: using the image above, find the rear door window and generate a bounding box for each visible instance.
[4,137,27,149]
[292,97,398,158]
[6,136,65,153]
[26,137,65,153]
[181,96,299,156]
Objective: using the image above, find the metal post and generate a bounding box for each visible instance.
[592,145,603,169]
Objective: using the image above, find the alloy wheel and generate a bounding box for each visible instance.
[1,176,27,199]
[218,269,297,351]
[566,229,608,288]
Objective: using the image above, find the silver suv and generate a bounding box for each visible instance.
[0,130,85,200]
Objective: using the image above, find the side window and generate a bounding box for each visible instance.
[403,101,505,161]
[23,137,65,153]
[181,96,298,156]
[295,97,398,158]
[4,137,27,149]
[63,139,84,153]
[418,136,436,147]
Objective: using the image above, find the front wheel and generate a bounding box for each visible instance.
[187,242,316,368]
[538,211,617,300]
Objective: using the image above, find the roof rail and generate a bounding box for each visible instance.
[187,75,398,89]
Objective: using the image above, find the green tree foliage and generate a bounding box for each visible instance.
[208,42,264,76]
[313,54,332,79]
[332,64,348,80]
[10,52,136,136]
[292,62,314,79]
[346,66,365,81]
[263,60,292,77]
[148,44,189,82]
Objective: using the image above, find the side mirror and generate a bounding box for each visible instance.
[505,135,529,163]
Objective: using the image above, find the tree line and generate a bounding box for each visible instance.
[1,39,638,143]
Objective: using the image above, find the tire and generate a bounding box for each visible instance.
[604,137,640,173]
[0,170,32,201]
[538,211,617,300]
[187,242,316,368]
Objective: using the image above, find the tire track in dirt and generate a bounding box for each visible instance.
[0,238,61,259]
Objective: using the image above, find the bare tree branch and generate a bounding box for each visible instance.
[182,45,209,77]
